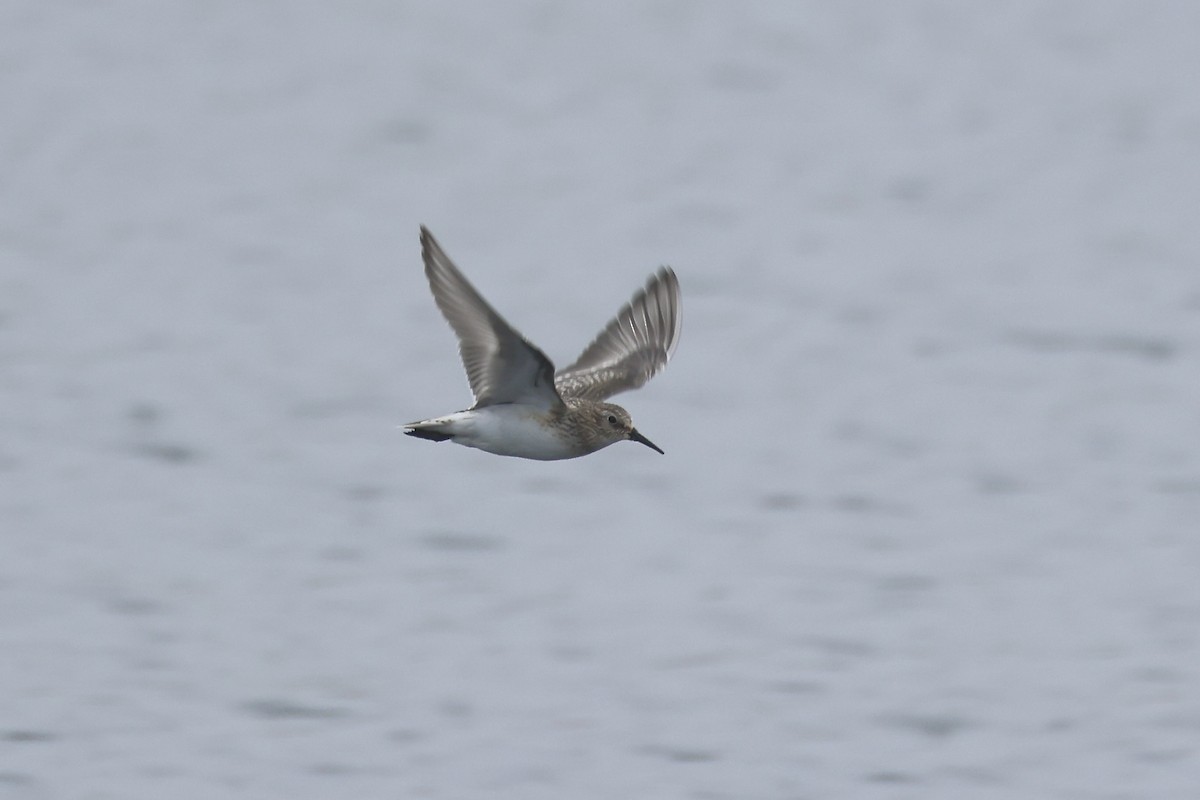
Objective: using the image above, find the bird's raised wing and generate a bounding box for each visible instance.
[420,227,564,410]
[555,266,681,401]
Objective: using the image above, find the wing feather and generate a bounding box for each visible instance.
[554,267,681,401]
[421,227,563,410]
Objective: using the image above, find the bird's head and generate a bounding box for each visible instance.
[588,402,664,455]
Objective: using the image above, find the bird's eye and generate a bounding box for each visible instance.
[607,415,618,425]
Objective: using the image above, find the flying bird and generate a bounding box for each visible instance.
[404,227,681,460]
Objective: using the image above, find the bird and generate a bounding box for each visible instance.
[404,226,681,460]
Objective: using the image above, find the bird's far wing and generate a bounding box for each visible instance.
[554,266,681,401]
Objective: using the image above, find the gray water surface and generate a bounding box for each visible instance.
[3,3,1198,798]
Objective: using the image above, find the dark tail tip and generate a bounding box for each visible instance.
[405,428,452,442]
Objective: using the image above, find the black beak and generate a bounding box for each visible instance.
[629,428,665,455]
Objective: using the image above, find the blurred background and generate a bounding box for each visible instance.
[3,2,1199,798]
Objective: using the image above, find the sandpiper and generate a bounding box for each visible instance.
[404,227,681,460]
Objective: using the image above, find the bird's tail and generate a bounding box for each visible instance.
[404,421,453,442]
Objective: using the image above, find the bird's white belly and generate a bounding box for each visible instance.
[440,406,580,461]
